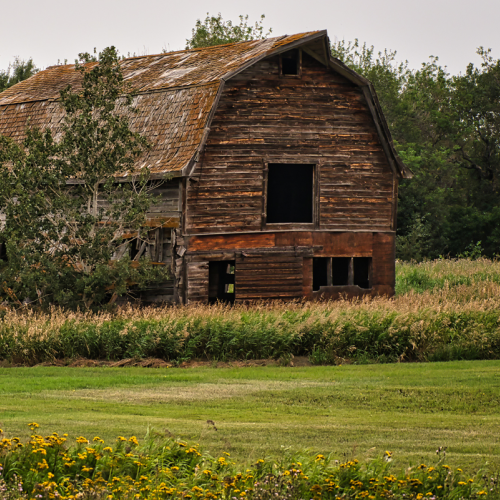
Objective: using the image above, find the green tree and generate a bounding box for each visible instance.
[186,13,272,49]
[0,57,38,93]
[0,47,166,309]
[332,40,500,259]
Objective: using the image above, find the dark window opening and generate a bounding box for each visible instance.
[313,258,329,291]
[281,49,300,76]
[332,257,351,286]
[0,242,7,261]
[312,257,372,291]
[127,238,141,260]
[353,257,371,289]
[267,163,313,223]
[209,260,235,304]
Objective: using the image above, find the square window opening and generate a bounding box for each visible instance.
[353,257,371,289]
[312,257,372,291]
[209,260,235,304]
[267,163,314,224]
[331,257,351,286]
[280,49,300,76]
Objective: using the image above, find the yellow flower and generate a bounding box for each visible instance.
[129,436,139,446]
[76,436,88,444]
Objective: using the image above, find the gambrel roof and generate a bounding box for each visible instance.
[0,31,411,179]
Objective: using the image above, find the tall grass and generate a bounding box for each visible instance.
[1,259,499,365]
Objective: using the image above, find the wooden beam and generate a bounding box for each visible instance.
[348,257,354,286]
[302,46,326,66]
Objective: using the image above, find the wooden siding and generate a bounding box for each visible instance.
[183,231,395,303]
[186,51,395,234]
[235,255,303,301]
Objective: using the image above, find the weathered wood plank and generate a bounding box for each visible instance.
[186,53,395,234]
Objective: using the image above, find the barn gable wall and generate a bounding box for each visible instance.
[185,51,397,235]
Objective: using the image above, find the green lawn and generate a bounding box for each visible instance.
[1,360,500,473]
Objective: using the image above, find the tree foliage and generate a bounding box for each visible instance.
[0,47,167,310]
[0,57,38,93]
[186,13,272,49]
[332,40,500,259]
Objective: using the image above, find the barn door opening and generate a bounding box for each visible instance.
[208,261,235,304]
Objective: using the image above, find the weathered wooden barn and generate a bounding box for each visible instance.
[0,30,411,304]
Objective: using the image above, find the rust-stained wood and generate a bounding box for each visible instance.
[302,257,313,298]
[144,217,179,229]
[371,232,395,295]
[188,233,276,252]
[235,254,303,302]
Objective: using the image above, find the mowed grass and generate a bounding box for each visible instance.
[1,360,500,473]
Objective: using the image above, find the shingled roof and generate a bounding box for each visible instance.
[0,30,410,178]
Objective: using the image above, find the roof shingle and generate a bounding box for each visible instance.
[0,32,323,174]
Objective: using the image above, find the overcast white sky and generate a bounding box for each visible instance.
[1,0,499,75]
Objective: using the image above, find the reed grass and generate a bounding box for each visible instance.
[1,258,499,365]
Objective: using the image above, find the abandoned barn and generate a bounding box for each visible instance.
[0,30,411,304]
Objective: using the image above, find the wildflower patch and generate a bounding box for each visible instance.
[0,424,498,499]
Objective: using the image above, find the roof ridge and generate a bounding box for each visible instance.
[0,30,325,107]
[41,34,298,70]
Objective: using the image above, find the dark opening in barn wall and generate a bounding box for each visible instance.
[332,257,351,285]
[313,257,329,291]
[0,242,7,261]
[280,49,300,75]
[312,257,372,291]
[208,261,235,304]
[353,257,371,289]
[266,164,313,223]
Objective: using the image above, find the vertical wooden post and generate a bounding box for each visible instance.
[158,228,164,262]
[348,257,354,286]
[261,161,268,230]
[314,162,321,229]
[326,257,332,286]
